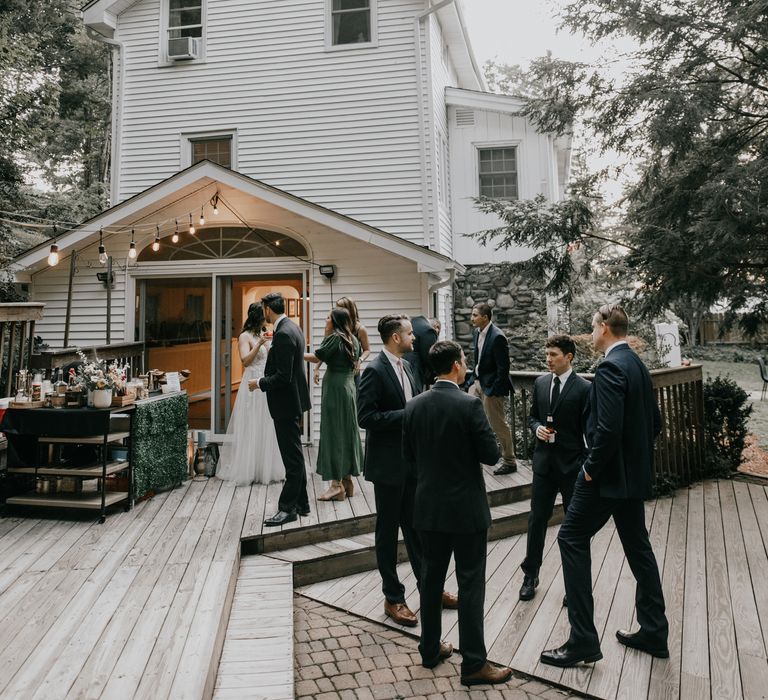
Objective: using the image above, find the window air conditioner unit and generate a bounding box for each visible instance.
[168,37,200,61]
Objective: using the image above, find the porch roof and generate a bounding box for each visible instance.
[12,161,463,278]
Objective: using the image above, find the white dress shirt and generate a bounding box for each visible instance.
[382,348,413,401]
[549,368,573,405]
[475,323,491,373]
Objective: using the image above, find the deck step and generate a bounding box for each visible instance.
[213,556,294,700]
[267,497,564,587]
[240,462,535,556]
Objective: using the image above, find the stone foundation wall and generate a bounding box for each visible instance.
[453,263,548,370]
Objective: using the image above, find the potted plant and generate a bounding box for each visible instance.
[76,352,130,409]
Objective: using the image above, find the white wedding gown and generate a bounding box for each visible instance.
[217,339,285,485]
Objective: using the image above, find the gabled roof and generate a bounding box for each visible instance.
[13,161,463,275]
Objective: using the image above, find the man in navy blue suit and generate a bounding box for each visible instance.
[541,304,668,668]
[467,303,516,474]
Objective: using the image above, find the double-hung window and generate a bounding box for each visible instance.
[330,0,374,46]
[169,0,203,39]
[478,147,519,200]
[190,136,232,168]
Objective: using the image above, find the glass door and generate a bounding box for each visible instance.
[213,273,309,436]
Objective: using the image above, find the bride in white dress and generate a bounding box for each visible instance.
[217,303,285,485]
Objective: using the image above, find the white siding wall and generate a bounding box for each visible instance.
[116,0,429,243]
[428,15,458,257]
[449,106,557,265]
[30,243,128,347]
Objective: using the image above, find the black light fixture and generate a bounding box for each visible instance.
[319,264,336,280]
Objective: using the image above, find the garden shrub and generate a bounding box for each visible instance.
[703,375,752,471]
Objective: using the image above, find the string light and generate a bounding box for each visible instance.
[172,219,179,244]
[212,193,220,215]
[189,213,196,235]
[47,225,59,266]
[199,206,205,227]
[128,228,137,259]
[275,239,281,247]
[152,225,161,252]
[98,227,108,265]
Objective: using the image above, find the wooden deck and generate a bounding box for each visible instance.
[299,480,768,700]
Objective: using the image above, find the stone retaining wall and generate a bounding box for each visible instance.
[453,263,548,370]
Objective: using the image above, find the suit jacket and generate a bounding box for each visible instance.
[528,372,590,476]
[583,344,662,500]
[403,381,500,533]
[471,323,513,396]
[357,352,419,485]
[259,317,311,420]
[403,315,438,391]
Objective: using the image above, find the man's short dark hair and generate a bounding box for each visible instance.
[472,302,493,320]
[377,314,409,343]
[595,303,629,337]
[262,292,285,315]
[545,334,576,358]
[429,340,463,376]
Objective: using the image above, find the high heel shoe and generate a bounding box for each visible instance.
[342,475,355,498]
[317,481,346,502]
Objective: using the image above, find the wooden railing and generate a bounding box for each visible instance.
[509,364,706,489]
[30,341,145,378]
[0,303,46,398]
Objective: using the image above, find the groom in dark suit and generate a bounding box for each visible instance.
[403,341,512,686]
[250,292,311,526]
[519,335,590,601]
[541,305,668,667]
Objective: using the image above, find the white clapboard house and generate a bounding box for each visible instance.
[11,0,571,438]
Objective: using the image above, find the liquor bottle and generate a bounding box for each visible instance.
[31,372,43,401]
[41,370,52,398]
[54,368,67,395]
[545,414,556,443]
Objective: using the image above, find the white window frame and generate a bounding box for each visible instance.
[475,142,522,201]
[159,0,207,67]
[180,129,237,170]
[324,0,378,52]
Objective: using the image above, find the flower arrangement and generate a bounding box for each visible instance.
[76,350,130,394]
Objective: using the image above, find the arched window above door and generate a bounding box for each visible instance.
[137,226,307,261]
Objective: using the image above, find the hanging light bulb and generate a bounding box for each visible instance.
[152,225,160,252]
[189,213,196,235]
[212,194,220,215]
[47,225,59,266]
[199,206,205,227]
[172,219,179,244]
[128,228,137,259]
[275,239,281,247]
[98,227,108,265]
[47,243,59,266]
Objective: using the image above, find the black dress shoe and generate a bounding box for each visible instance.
[519,575,539,601]
[493,462,517,475]
[263,510,297,527]
[616,629,669,658]
[297,506,310,517]
[540,642,602,668]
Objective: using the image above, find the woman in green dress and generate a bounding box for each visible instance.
[305,307,364,501]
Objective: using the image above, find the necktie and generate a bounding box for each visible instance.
[550,375,561,412]
[396,359,407,395]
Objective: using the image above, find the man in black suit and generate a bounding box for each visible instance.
[357,314,457,627]
[468,303,516,475]
[541,305,668,668]
[519,335,590,601]
[250,292,311,527]
[403,341,512,686]
[403,314,438,391]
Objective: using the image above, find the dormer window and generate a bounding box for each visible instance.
[327,0,377,50]
[169,0,202,39]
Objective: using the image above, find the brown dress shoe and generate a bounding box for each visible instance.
[441,591,459,609]
[422,641,454,668]
[384,600,418,627]
[461,662,513,686]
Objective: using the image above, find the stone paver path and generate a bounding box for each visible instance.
[293,595,583,700]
